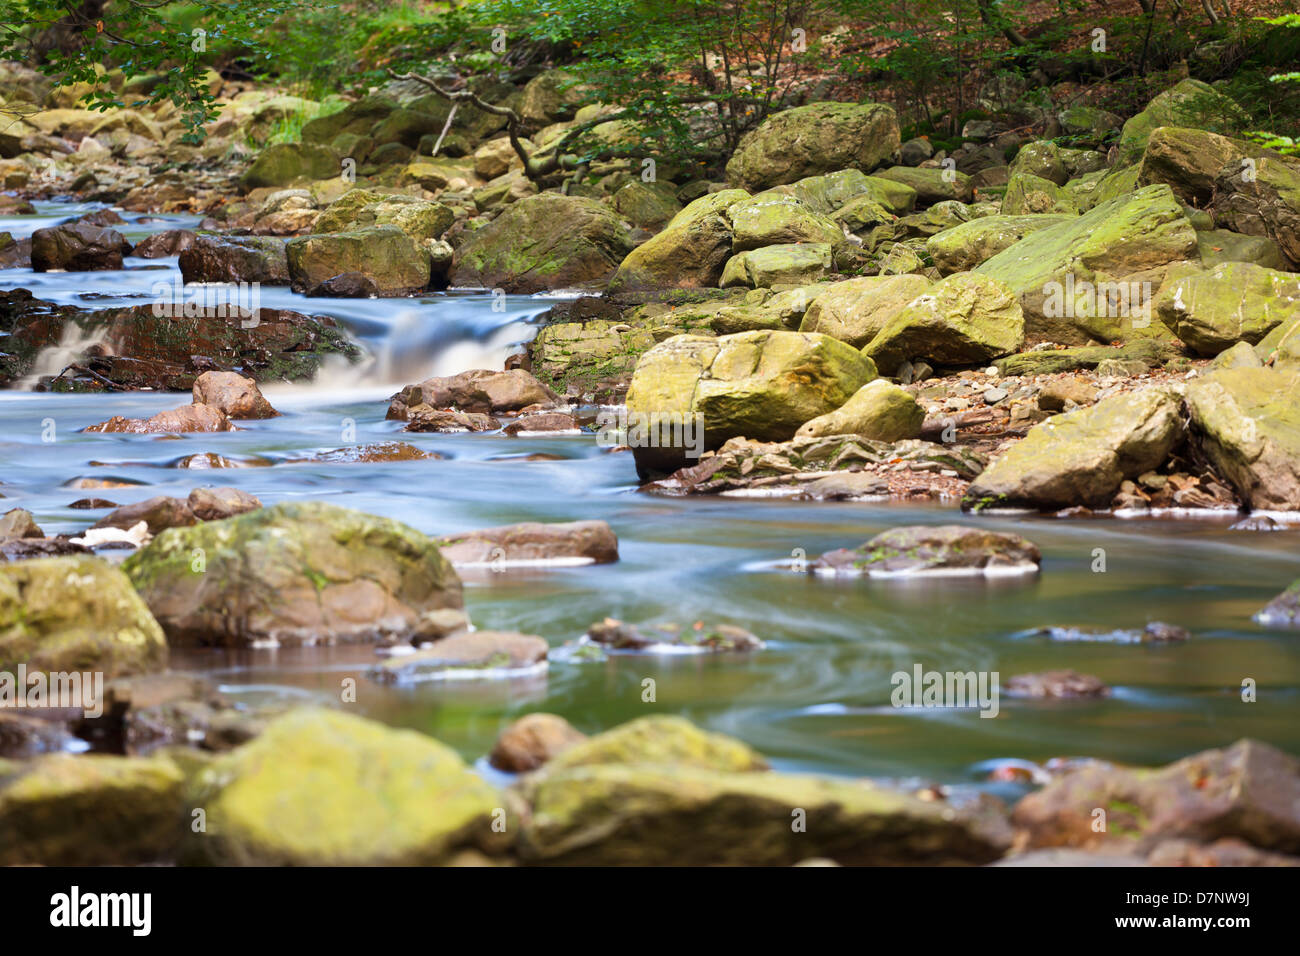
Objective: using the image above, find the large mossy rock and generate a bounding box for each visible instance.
[1115,79,1248,167]
[1136,125,1252,205]
[1196,229,1285,270]
[873,165,974,204]
[301,95,396,144]
[964,386,1185,510]
[450,193,634,292]
[0,557,167,677]
[725,102,899,191]
[190,709,507,865]
[1185,367,1300,510]
[728,193,843,251]
[179,235,290,284]
[1155,262,1300,356]
[1212,155,1300,269]
[975,184,1198,343]
[286,225,429,295]
[540,715,768,775]
[795,379,924,442]
[798,274,932,347]
[813,525,1041,576]
[1012,739,1300,854]
[313,188,453,243]
[608,189,749,291]
[122,501,463,648]
[520,763,1010,865]
[862,272,1024,374]
[786,168,916,216]
[625,329,876,473]
[0,754,184,865]
[926,214,1073,274]
[1000,172,1078,216]
[241,142,341,189]
[720,242,833,288]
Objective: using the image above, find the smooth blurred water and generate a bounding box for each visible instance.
[3,204,1299,792]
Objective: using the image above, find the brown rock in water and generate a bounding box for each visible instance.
[388,368,560,418]
[1004,670,1111,699]
[131,229,196,258]
[292,441,441,464]
[191,371,279,419]
[68,498,118,509]
[369,630,549,682]
[814,525,1041,575]
[490,713,587,773]
[403,407,500,433]
[0,508,43,541]
[186,487,261,521]
[1012,739,1300,853]
[84,404,236,434]
[0,712,75,758]
[306,272,379,297]
[437,520,619,566]
[178,234,290,284]
[31,220,131,271]
[92,496,197,535]
[502,412,579,435]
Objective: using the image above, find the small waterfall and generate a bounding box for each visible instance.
[16,323,109,389]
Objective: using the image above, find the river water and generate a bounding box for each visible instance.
[4,202,1299,796]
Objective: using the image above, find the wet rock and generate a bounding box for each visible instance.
[725,103,899,191]
[122,501,463,648]
[287,225,430,296]
[0,753,185,865]
[186,487,261,521]
[0,538,91,562]
[292,441,439,464]
[0,712,74,758]
[520,763,1010,865]
[541,715,768,775]
[796,380,924,442]
[0,508,42,541]
[84,403,236,434]
[626,330,876,474]
[1012,739,1300,854]
[31,220,131,271]
[1030,622,1190,644]
[0,556,167,676]
[130,229,196,258]
[68,498,117,509]
[436,520,618,566]
[192,371,279,419]
[813,525,1041,576]
[798,274,932,348]
[1156,262,1300,356]
[608,190,750,291]
[369,631,549,682]
[92,495,197,535]
[178,235,290,284]
[189,709,508,865]
[489,713,587,773]
[451,193,634,293]
[403,407,501,433]
[305,272,379,297]
[502,412,579,435]
[1185,367,1300,510]
[584,618,763,653]
[862,272,1024,375]
[1231,514,1280,532]
[964,386,1185,511]
[800,471,891,499]
[388,368,560,418]
[1005,670,1111,698]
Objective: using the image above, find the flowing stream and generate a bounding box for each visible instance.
[4,202,1299,796]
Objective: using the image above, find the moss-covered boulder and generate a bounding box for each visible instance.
[725,102,900,191]
[313,188,454,243]
[122,501,463,648]
[625,329,876,473]
[813,525,1041,575]
[1116,79,1249,167]
[0,753,185,865]
[520,763,1011,865]
[1196,229,1285,270]
[608,189,749,291]
[610,180,682,229]
[189,709,508,865]
[1000,172,1079,216]
[795,379,924,442]
[964,386,1185,510]
[519,69,587,124]
[1008,140,1069,186]
[873,165,974,204]
[241,142,342,189]
[541,715,767,775]
[1185,367,1300,510]
[798,274,932,347]
[720,242,833,288]
[1156,262,1300,356]
[1136,125,1252,205]
[0,557,167,677]
[926,214,1073,274]
[286,225,429,295]
[975,184,1198,343]
[728,193,843,251]
[862,272,1024,374]
[786,168,916,215]
[450,193,634,292]
[1212,155,1300,269]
